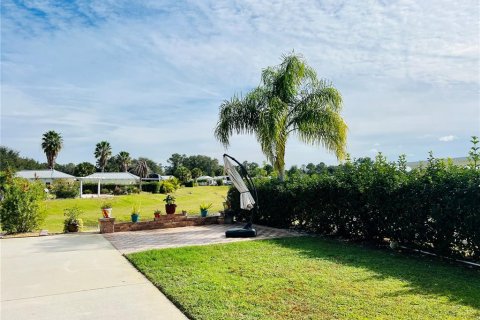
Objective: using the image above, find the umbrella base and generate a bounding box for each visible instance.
[225,227,257,238]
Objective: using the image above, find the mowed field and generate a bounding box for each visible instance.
[41,186,229,233]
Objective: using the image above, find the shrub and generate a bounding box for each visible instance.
[184,180,198,187]
[216,178,224,186]
[51,179,79,199]
[228,152,480,260]
[160,181,175,193]
[0,174,45,233]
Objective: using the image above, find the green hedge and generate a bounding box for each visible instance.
[81,183,139,195]
[228,154,479,261]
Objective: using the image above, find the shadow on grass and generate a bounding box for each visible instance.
[268,236,480,310]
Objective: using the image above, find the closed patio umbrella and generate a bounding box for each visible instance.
[223,156,255,210]
[223,154,257,237]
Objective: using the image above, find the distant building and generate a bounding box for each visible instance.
[196,176,215,186]
[15,169,75,184]
[406,157,469,170]
[80,172,140,185]
[141,173,175,182]
[214,175,232,185]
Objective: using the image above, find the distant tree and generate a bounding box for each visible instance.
[287,165,303,177]
[0,146,45,171]
[262,163,274,175]
[55,163,76,175]
[305,163,316,175]
[215,52,347,180]
[131,159,149,190]
[183,155,220,176]
[74,162,96,177]
[117,151,131,172]
[174,165,191,183]
[41,130,63,169]
[138,157,163,174]
[191,167,203,180]
[94,141,112,172]
[166,153,186,175]
[104,156,119,172]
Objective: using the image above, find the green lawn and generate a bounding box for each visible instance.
[41,186,229,232]
[127,237,480,320]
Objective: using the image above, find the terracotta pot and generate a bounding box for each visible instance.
[102,208,112,218]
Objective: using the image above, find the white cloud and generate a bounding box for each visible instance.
[438,135,458,142]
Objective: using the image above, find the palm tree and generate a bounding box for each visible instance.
[94,141,112,172]
[214,52,347,180]
[117,151,131,172]
[41,130,63,169]
[132,159,149,189]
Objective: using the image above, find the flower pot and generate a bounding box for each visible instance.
[102,208,112,218]
[165,204,176,214]
[131,213,139,222]
[67,223,79,232]
[200,209,208,217]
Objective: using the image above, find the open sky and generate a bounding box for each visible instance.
[1,0,479,167]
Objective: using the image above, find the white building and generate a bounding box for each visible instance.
[81,172,141,185]
[15,169,76,184]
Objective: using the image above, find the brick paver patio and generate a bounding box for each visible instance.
[103,224,303,254]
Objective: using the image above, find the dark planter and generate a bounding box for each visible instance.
[131,213,139,222]
[200,209,208,217]
[165,204,176,214]
[67,223,79,232]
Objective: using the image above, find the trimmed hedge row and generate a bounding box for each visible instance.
[228,155,479,260]
[81,183,139,195]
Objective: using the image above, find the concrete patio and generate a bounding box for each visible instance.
[0,233,187,320]
[103,223,303,254]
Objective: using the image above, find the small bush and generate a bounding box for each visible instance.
[0,174,45,233]
[100,188,110,195]
[51,179,79,199]
[216,178,224,186]
[184,180,198,187]
[160,181,175,193]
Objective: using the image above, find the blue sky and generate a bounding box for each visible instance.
[1,0,479,167]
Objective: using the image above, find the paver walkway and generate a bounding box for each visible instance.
[104,223,302,254]
[1,233,187,320]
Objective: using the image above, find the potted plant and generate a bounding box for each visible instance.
[101,202,113,218]
[64,206,83,233]
[163,195,177,214]
[200,203,212,217]
[154,209,162,219]
[131,203,140,222]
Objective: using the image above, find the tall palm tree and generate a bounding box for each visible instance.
[214,52,347,180]
[41,130,63,169]
[94,141,112,172]
[117,151,131,172]
[132,159,149,189]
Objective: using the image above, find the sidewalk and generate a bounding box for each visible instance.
[0,233,187,320]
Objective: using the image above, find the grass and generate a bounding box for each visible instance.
[40,186,229,232]
[127,237,480,320]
